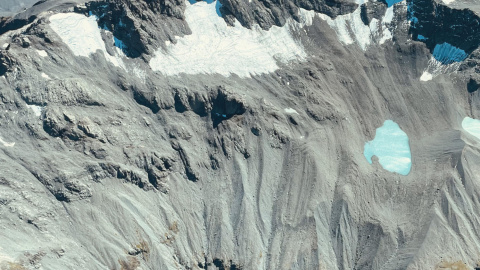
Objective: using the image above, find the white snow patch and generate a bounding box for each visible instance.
[284,108,299,114]
[149,1,314,77]
[41,73,51,80]
[318,7,393,50]
[369,18,380,36]
[419,57,461,81]
[36,49,48,57]
[442,0,455,4]
[383,6,394,24]
[379,28,393,45]
[318,13,354,46]
[0,137,15,147]
[132,67,146,83]
[49,13,124,67]
[27,104,43,117]
[49,13,103,57]
[297,8,316,26]
[2,43,9,49]
[420,71,432,81]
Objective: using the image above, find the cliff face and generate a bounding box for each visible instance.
[1,0,480,269]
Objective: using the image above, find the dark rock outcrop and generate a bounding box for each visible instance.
[408,0,480,55]
[220,0,358,30]
[83,0,188,58]
[360,1,387,25]
[468,76,480,93]
[0,15,37,36]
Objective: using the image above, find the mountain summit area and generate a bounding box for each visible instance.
[1,0,480,269]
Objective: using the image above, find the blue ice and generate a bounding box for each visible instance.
[432,43,468,64]
[417,35,427,40]
[364,120,412,176]
[114,36,127,51]
[215,0,223,17]
[385,0,403,7]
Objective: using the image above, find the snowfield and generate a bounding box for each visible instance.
[49,13,124,67]
[317,5,393,50]
[149,0,310,77]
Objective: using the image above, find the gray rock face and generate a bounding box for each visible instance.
[219,0,358,29]
[360,1,386,25]
[84,0,188,57]
[1,0,480,269]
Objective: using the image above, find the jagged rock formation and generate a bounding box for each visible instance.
[1,0,480,269]
[218,0,358,29]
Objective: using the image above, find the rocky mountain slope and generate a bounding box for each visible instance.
[0,1,39,17]
[1,0,480,269]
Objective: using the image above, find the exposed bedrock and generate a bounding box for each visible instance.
[0,15,37,36]
[408,0,480,55]
[1,0,480,269]
[360,1,387,25]
[219,0,358,29]
[83,0,188,58]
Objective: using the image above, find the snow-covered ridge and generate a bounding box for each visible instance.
[48,1,396,78]
[149,0,313,77]
[149,0,397,77]
[317,7,393,51]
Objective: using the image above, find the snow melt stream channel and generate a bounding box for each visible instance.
[364,120,412,175]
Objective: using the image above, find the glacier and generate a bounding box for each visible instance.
[149,0,311,77]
